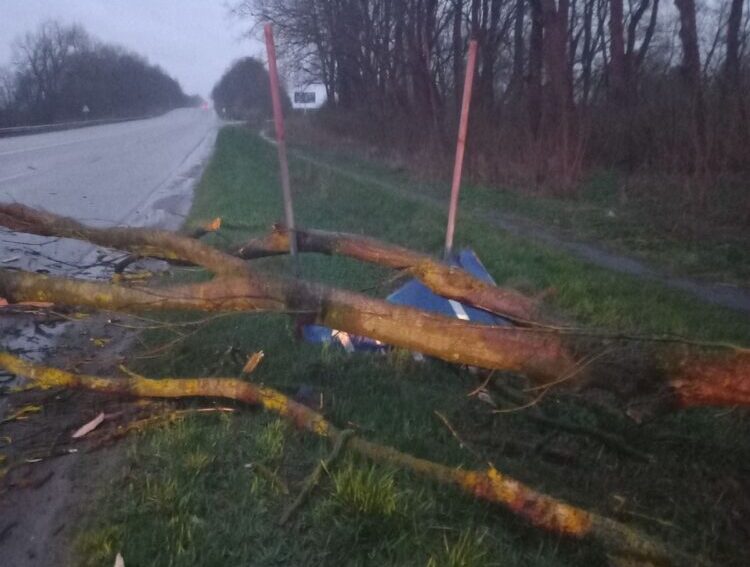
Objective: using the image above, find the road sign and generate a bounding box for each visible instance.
[294,92,316,104]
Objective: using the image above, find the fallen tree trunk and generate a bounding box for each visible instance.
[0,269,575,383]
[236,225,539,321]
[0,203,243,275]
[2,202,748,405]
[0,350,678,565]
[0,204,538,322]
[668,350,750,407]
[0,203,575,383]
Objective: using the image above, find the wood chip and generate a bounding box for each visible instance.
[72,412,105,439]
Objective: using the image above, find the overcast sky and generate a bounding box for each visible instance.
[1,0,263,98]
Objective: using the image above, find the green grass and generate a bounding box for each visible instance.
[285,129,750,286]
[76,127,750,566]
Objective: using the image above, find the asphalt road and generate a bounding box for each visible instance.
[0,108,220,380]
[0,108,219,279]
[0,107,218,229]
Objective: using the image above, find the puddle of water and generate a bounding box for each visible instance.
[0,228,167,416]
[0,310,76,418]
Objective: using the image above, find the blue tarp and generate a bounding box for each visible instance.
[303,248,510,352]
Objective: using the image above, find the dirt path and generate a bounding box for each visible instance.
[277,137,750,314]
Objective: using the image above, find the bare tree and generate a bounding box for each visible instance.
[673,0,707,169]
[230,0,749,191]
[12,20,90,123]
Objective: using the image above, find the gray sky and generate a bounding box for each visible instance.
[0,0,263,98]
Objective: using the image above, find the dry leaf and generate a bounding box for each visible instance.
[203,217,222,232]
[242,351,264,374]
[72,412,105,439]
[114,553,125,567]
[91,337,111,348]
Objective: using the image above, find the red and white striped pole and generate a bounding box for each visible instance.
[444,39,478,259]
[264,23,298,266]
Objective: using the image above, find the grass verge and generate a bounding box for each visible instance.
[285,119,750,286]
[76,127,750,566]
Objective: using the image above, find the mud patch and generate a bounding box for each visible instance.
[0,312,137,566]
[0,231,174,567]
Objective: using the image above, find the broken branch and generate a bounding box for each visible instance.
[236,225,539,321]
[0,351,678,564]
[0,269,575,383]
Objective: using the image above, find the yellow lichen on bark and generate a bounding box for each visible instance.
[0,350,675,564]
[457,467,593,536]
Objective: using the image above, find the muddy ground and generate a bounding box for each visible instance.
[0,310,134,566]
[0,237,181,566]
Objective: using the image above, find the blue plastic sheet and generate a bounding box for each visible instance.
[302,248,510,353]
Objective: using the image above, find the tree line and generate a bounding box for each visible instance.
[0,21,194,128]
[237,0,749,193]
[211,57,290,124]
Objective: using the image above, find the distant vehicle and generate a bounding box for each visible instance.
[201,101,210,110]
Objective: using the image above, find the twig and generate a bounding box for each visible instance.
[524,348,612,393]
[466,370,495,398]
[88,406,236,448]
[279,429,354,525]
[492,382,652,463]
[505,324,750,353]
[434,411,483,461]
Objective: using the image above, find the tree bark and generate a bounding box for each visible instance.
[608,0,627,102]
[0,204,573,383]
[0,269,573,383]
[510,0,526,94]
[236,225,540,321]
[1,204,539,321]
[528,0,544,139]
[674,0,708,169]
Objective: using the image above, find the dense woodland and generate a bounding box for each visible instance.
[0,21,193,128]
[241,0,749,198]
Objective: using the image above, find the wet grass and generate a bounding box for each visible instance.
[76,127,750,566]
[285,129,750,287]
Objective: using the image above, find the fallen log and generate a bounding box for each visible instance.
[0,204,539,322]
[0,351,679,565]
[668,350,750,407]
[0,203,575,383]
[236,225,539,321]
[0,203,244,275]
[2,202,747,404]
[0,269,575,383]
